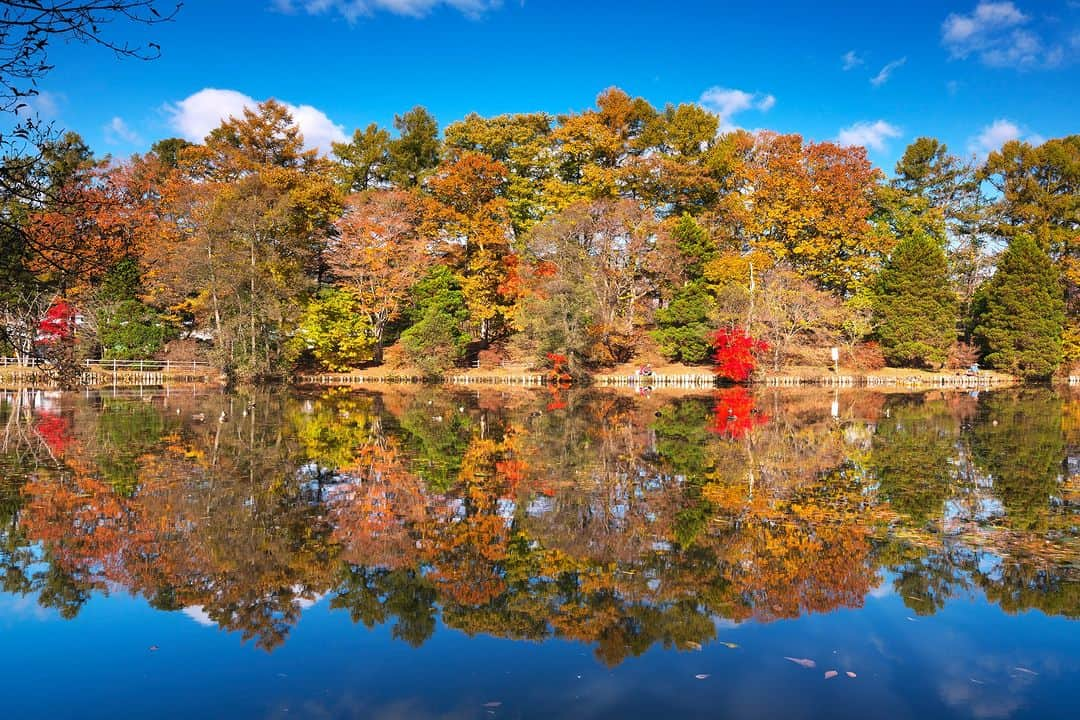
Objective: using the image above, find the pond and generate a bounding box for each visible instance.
[0,385,1077,719]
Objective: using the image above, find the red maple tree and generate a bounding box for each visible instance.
[710,326,768,382]
[37,302,76,345]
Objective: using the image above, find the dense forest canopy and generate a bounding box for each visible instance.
[1,91,1076,381]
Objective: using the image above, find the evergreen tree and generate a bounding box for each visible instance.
[974,235,1065,380]
[671,213,715,281]
[651,215,716,363]
[331,123,390,192]
[149,137,193,169]
[386,107,441,188]
[400,266,469,376]
[892,138,987,305]
[651,283,713,363]
[94,258,174,360]
[873,232,957,368]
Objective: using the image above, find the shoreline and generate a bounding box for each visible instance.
[0,360,1058,391]
[294,365,1023,390]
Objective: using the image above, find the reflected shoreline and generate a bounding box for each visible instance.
[1,384,1076,659]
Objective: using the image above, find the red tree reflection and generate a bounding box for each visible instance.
[709,387,769,439]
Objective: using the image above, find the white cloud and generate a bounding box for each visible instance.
[981,28,1056,67]
[870,57,907,86]
[943,0,1026,47]
[284,102,350,153]
[32,90,64,119]
[967,118,1042,158]
[942,2,1064,68]
[272,0,500,20]
[836,120,902,152]
[104,116,142,145]
[15,90,65,120]
[166,88,347,154]
[182,606,217,627]
[842,50,864,70]
[699,87,776,133]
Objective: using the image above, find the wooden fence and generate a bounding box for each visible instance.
[0,357,43,367]
[296,373,431,385]
[448,374,547,386]
[594,373,717,388]
[764,374,1009,388]
[83,359,212,372]
[0,358,217,387]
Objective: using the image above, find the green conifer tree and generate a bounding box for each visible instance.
[873,232,957,368]
[651,215,716,363]
[671,213,715,281]
[974,235,1065,380]
[400,266,469,376]
[651,283,713,363]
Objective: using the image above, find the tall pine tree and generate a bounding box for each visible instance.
[873,232,957,368]
[974,235,1065,380]
[652,214,716,363]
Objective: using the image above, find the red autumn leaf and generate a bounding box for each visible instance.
[710,326,768,382]
[37,302,76,345]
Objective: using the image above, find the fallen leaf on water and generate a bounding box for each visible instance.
[483,702,502,708]
[824,670,838,679]
[148,645,159,652]
[1013,667,1038,676]
[846,672,857,678]
[905,617,918,622]
[685,641,702,651]
[784,657,817,669]
[719,641,739,649]
[695,674,710,680]
[970,678,985,685]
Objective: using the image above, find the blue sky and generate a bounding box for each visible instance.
[26,0,1080,173]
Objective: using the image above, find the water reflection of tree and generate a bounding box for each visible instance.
[1,390,90,615]
[964,389,1077,618]
[970,389,1066,532]
[11,392,339,649]
[872,395,958,524]
[2,385,1076,659]
[873,389,1077,619]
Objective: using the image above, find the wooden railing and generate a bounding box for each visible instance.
[2,358,212,370]
[0,357,43,367]
[83,359,212,372]
[1,357,217,387]
[595,373,717,388]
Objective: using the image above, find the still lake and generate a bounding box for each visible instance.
[0,384,1077,719]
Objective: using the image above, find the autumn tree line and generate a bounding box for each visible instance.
[1,88,1076,382]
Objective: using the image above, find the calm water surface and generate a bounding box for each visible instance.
[0,385,1077,719]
